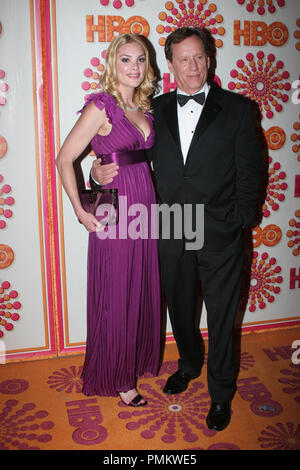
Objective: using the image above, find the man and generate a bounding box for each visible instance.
[90,27,261,431]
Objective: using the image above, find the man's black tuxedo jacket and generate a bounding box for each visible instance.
[148,84,261,255]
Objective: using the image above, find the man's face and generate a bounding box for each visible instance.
[167,35,210,95]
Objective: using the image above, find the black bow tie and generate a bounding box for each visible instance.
[177,92,205,107]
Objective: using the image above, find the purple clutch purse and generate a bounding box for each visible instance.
[80,188,118,226]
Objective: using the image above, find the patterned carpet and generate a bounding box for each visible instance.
[0,327,299,452]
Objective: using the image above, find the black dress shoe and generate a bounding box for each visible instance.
[163,370,199,395]
[206,402,231,431]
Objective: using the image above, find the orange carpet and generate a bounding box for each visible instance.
[0,327,299,452]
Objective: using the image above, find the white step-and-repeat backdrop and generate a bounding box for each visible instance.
[0,0,299,362]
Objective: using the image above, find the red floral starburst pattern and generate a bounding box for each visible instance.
[228,51,291,119]
[156,0,224,48]
[295,19,300,51]
[0,174,14,229]
[236,0,285,15]
[0,68,9,107]
[286,210,300,257]
[47,366,83,393]
[118,379,216,442]
[290,116,300,162]
[248,251,282,312]
[0,399,54,450]
[263,157,287,218]
[99,0,135,7]
[81,55,106,100]
[0,281,21,338]
[258,422,300,450]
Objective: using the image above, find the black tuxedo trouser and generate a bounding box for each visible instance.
[159,231,244,403]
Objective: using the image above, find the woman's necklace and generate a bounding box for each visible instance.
[125,105,139,112]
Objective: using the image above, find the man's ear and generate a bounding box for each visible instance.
[166,59,174,75]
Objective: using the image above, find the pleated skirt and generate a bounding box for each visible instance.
[81,161,161,396]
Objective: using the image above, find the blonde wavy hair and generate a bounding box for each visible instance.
[100,34,156,113]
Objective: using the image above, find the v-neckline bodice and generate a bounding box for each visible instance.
[124,113,151,143]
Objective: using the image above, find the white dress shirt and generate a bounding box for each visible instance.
[177,82,210,164]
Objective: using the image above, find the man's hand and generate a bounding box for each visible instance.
[91,158,119,185]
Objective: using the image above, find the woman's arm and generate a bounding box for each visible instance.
[56,102,106,232]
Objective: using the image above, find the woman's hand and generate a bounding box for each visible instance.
[76,208,102,233]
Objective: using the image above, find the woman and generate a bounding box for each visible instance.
[56,34,161,407]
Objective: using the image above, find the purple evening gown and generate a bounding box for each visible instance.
[80,92,161,396]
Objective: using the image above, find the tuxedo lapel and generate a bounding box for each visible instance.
[185,85,222,166]
[161,92,184,165]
